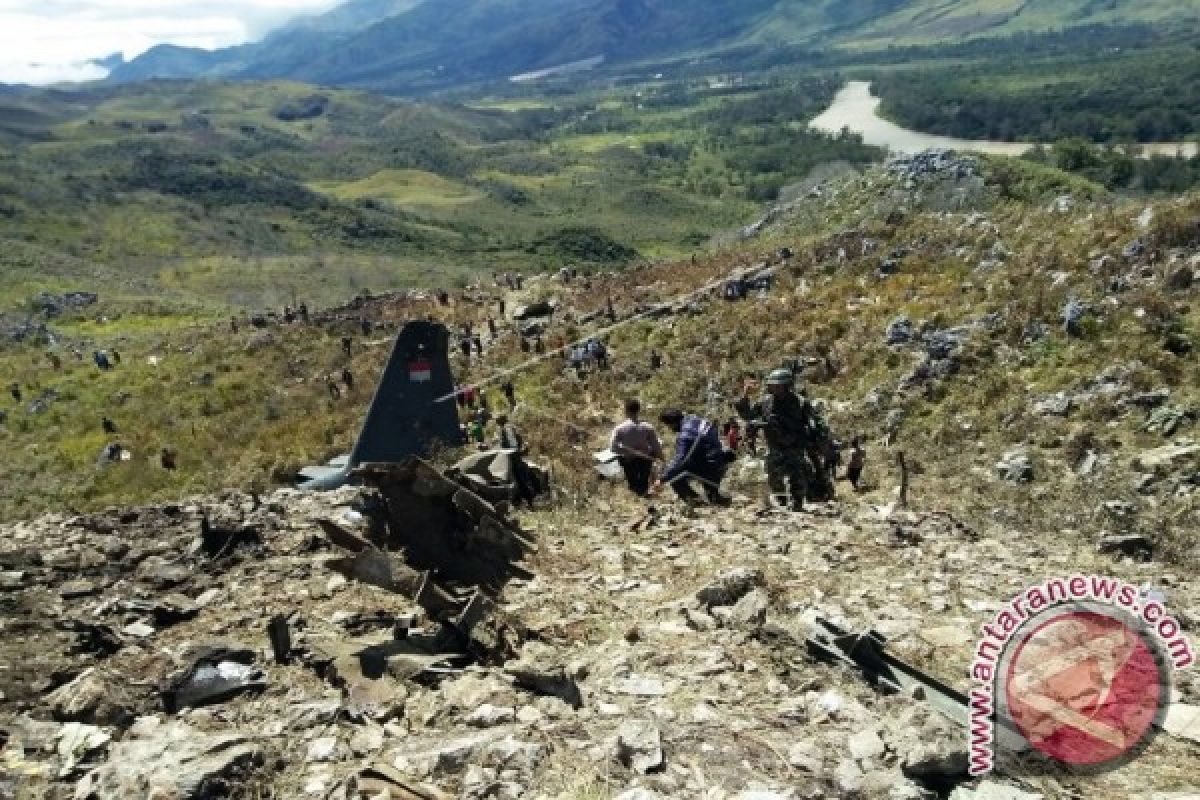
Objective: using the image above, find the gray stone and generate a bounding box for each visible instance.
[834,758,865,793]
[1033,393,1072,417]
[847,728,886,764]
[1161,702,1200,744]
[949,781,1043,800]
[886,316,914,345]
[787,741,823,773]
[482,735,546,774]
[1134,442,1200,472]
[57,723,112,777]
[466,704,516,728]
[1144,407,1192,437]
[926,329,967,360]
[729,588,769,629]
[45,669,132,726]
[696,567,764,608]
[611,674,669,697]
[1134,472,1160,494]
[404,731,499,776]
[73,717,263,799]
[306,736,340,763]
[1061,296,1090,335]
[1050,195,1074,214]
[994,449,1034,483]
[616,720,664,774]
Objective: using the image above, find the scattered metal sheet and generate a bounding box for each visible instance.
[161,646,266,714]
[332,763,453,800]
[805,616,1028,754]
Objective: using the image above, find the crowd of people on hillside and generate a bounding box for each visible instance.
[7,245,864,513]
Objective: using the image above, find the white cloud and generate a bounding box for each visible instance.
[0,0,345,85]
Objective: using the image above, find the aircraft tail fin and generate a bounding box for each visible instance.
[299,320,462,490]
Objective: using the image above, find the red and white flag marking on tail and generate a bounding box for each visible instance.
[408,359,432,383]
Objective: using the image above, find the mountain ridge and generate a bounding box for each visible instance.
[107,0,1200,93]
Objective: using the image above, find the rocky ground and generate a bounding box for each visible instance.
[3,151,1199,799]
[1,464,1197,799]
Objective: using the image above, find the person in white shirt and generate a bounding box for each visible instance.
[608,398,663,497]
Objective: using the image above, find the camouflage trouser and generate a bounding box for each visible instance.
[805,445,836,502]
[766,448,811,510]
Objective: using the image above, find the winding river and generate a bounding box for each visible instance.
[810,81,1199,159]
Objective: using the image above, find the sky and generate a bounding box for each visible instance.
[0,0,344,84]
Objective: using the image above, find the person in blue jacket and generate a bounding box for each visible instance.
[654,408,731,506]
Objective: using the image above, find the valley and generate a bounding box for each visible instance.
[1,3,1199,799]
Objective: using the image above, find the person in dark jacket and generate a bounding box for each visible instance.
[655,409,730,506]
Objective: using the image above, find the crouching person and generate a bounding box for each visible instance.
[655,409,731,506]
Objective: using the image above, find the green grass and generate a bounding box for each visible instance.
[313,169,484,207]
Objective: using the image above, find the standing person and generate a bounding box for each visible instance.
[655,409,730,506]
[649,350,663,371]
[470,416,486,446]
[496,414,537,509]
[341,368,354,392]
[501,380,516,409]
[735,369,813,511]
[845,436,866,490]
[608,399,663,497]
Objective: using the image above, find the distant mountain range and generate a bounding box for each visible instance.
[107,0,1200,92]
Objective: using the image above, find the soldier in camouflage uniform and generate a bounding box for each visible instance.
[735,368,813,511]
